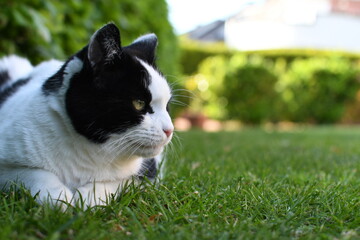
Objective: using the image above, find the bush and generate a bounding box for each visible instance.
[223,55,280,123]
[278,57,360,123]
[0,0,179,76]
[186,55,280,123]
[187,56,228,119]
[186,51,360,124]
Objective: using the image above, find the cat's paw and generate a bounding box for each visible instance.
[35,186,74,210]
[74,181,123,207]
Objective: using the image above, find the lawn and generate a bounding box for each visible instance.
[1,127,359,239]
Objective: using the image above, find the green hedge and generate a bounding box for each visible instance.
[180,38,360,75]
[185,49,360,123]
[179,37,232,75]
[278,57,360,123]
[223,56,280,123]
[0,0,179,76]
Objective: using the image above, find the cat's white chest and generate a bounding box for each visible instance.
[30,130,145,189]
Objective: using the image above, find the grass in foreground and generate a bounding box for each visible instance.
[1,127,359,239]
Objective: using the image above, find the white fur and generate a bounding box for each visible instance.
[0,55,173,207]
[133,33,157,44]
[0,55,33,91]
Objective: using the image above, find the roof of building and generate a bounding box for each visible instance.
[187,20,225,42]
[187,0,360,42]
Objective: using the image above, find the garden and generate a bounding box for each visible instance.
[179,39,360,125]
[0,1,359,239]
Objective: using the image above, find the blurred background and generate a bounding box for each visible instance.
[1,0,360,130]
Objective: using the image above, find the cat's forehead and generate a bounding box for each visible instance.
[138,60,171,104]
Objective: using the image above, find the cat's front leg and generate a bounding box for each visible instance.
[0,168,74,207]
[75,181,129,207]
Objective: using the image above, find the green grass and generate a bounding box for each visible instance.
[1,127,359,239]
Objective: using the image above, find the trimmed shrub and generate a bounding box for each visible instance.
[278,57,360,123]
[180,39,360,76]
[187,54,280,123]
[186,50,360,123]
[179,37,232,75]
[223,55,279,123]
[185,56,228,119]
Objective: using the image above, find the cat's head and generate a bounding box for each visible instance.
[57,24,173,158]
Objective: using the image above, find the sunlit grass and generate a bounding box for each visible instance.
[1,127,359,239]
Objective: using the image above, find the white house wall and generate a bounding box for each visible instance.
[224,13,360,52]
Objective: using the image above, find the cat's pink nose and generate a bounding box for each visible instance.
[163,129,173,138]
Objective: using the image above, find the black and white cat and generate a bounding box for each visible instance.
[0,23,174,207]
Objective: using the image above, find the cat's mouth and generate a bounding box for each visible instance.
[105,131,171,158]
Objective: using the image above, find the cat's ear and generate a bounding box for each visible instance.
[88,23,121,67]
[125,34,158,65]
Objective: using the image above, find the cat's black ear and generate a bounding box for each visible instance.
[88,23,121,67]
[125,34,158,65]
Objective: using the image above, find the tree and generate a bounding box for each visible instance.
[0,0,179,76]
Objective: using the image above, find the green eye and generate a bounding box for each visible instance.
[132,99,146,111]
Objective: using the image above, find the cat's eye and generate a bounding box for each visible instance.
[132,99,146,111]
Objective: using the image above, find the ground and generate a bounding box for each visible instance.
[1,127,359,239]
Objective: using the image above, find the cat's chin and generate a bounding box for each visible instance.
[137,145,164,158]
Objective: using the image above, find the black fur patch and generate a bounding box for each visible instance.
[0,70,10,87]
[42,59,70,95]
[138,158,157,180]
[64,47,153,143]
[0,77,31,108]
